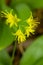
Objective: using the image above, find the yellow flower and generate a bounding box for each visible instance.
[1,10,20,27]
[27,13,40,27]
[12,30,26,43]
[25,13,40,37]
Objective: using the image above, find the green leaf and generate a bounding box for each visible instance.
[28,0,43,9]
[35,58,43,65]
[0,21,14,50]
[20,35,43,65]
[11,0,43,9]
[15,4,31,20]
[0,0,7,10]
[0,50,12,65]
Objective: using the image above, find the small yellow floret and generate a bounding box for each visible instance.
[13,30,26,43]
[25,26,35,37]
[27,14,40,27]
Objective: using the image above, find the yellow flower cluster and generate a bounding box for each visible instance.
[1,10,20,27]
[25,13,40,37]
[1,10,39,43]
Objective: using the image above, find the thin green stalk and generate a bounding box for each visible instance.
[11,42,17,63]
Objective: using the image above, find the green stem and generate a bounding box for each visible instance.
[11,42,17,63]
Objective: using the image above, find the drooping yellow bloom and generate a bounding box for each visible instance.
[27,13,40,27]
[13,30,26,43]
[25,13,40,37]
[1,10,20,27]
[25,26,35,37]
